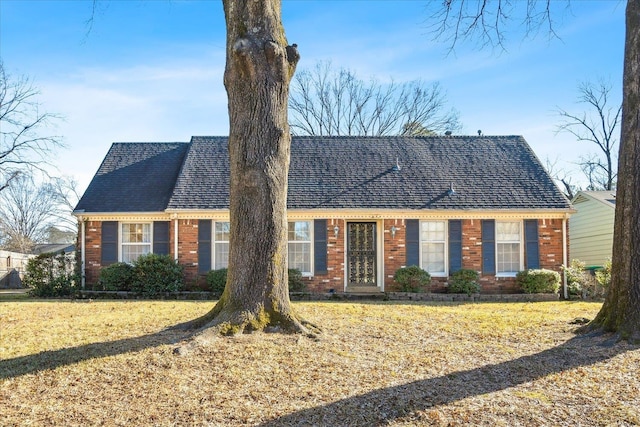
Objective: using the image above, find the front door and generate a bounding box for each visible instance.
[347,222,377,289]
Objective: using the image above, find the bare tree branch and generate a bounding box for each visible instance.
[427,0,569,53]
[556,79,620,190]
[0,61,64,190]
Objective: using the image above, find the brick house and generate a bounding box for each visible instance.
[73,135,574,294]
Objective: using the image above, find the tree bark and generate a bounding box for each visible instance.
[589,0,640,342]
[187,0,315,337]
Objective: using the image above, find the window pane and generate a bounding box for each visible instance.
[215,222,230,241]
[496,221,520,241]
[421,221,445,241]
[288,221,310,241]
[214,242,229,269]
[497,243,520,273]
[288,242,311,273]
[122,223,151,243]
[122,244,150,264]
[422,242,445,273]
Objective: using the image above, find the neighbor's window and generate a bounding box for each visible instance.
[121,223,151,263]
[214,221,230,270]
[496,221,521,274]
[420,220,446,276]
[288,221,312,275]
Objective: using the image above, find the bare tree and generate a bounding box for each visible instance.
[289,61,461,136]
[0,61,63,191]
[430,0,640,341]
[0,175,62,253]
[557,80,621,191]
[544,157,579,200]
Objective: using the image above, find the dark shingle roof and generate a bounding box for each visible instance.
[75,142,189,212]
[76,135,572,213]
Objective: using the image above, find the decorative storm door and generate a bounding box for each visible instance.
[347,222,377,287]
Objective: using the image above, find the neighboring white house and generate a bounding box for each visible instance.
[569,191,616,268]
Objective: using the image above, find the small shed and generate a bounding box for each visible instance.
[569,191,615,269]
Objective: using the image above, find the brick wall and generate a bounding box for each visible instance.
[383,219,406,290]
[84,221,102,286]
[79,216,568,295]
[304,219,345,292]
[178,219,199,285]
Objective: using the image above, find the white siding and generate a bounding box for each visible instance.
[569,196,614,267]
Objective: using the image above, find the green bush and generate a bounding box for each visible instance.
[288,268,306,292]
[98,262,135,291]
[448,269,481,295]
[206,268,228,296]
[393,265,431,292]
[516,269,561,294]
[24,252,78,297]
[131,253,184,296]
[595,260,612,289]
[562,259,588,296]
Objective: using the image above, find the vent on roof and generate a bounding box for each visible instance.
[447,183,457,196]
[392,157,401,172]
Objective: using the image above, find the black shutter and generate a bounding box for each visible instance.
[524,219,540,269]
[101,221,118,266]
[153,221,170,255]
[406,219,420,267]
[314,219,327,275]
[198,220,212,274]
[449,220,462,273]
[482,220,496,274]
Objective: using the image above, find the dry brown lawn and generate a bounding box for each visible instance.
[1,299,638,426]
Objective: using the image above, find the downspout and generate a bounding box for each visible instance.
[173,214,179,261]
[562,216,568,300]
[80,218,86,290]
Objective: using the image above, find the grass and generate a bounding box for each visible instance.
[1,300,638,426]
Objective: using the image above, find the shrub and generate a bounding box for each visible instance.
[206,268,228,296]
[288,268,306,292]
[393,265,431,292]
[595,260,612,289]
[98,262,135,291]
[24,252,78,297]
[516,269,561,294]
[562,259,588,296]
[131,253,184,296]
[448,269,481,295]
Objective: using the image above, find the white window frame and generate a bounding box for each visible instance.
[419,220,447,277]
[120,222,152,264]
[495,220,524,276]
[287,220,313,276]
[212,221,230,270]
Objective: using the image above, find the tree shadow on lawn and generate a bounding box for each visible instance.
[259,331,639,426]
[0,327,187,380]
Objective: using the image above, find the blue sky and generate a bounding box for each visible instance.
[0,0,625,194]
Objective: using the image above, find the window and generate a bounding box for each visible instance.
[420,221,446,276]
[121,223,151,263]
[496,221,521,274]
[288,221,312,275]
[214,221,230,269]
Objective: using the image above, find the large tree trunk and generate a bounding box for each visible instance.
[589,0,640,341]
[188,0,315,337]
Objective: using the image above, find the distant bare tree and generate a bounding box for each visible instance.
[50,175,81,234]
[0,176,63,252]
[0,61,63,191]
[557,80,621,191]
[544,157,579,200]
[289,61,461,136]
